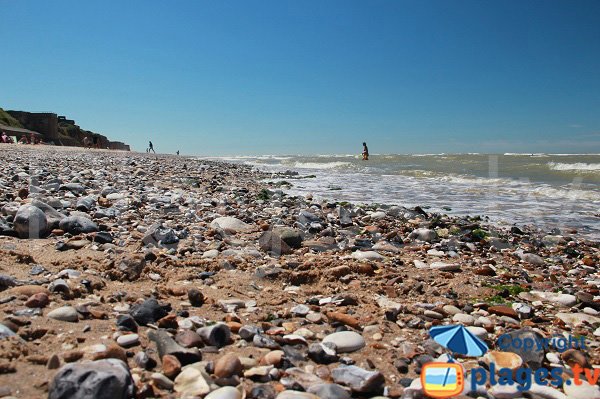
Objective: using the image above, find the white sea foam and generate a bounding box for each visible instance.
[547,162,600,172]
[291,161,352,169]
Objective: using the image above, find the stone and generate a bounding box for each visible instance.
[563,380,600,399]
[174,363,212,397]
[14,205,48,238]
[556,312,600,326]
[497,328,545,370]
[430,262,460,271]
[322,331,365,353]
[25,292,49,308]
[489,305,519,318]
[188,288,204,307]
[308,342,339,364]
[276,391,319,399]
[116,314,138,333]
[118,256,146,281]
[484,351,523,370]
[452,313,475,325]
[162,354,181,379]
[253,334,280,349]
[0,324,17,339]
[351,251,384,261]
[151,372,174,390]
[129,298,169,326]
[214,354,243,378]
[210,217,251,233]
[258,231,293,255]
[175,330,203,348]
[147,329,202,365]
[59,216,98,234]
[48,359,135,399]
[307,383,351,399]
[239,325,262,341]
[338,207,352,227]
[517,252,545,265]
[206,386,244,399]
[30,199,66,229]
[116,333,139,348]
[48,306,79,322]
[197,323,231,347]
[409,228,437,242]
[141,224,179,247]
[331,365,385,394]
[526,291,577,307]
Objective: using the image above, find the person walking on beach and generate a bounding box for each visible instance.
[148,141,156,153]
[362,142,369,160]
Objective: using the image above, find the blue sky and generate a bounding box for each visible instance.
[2,0,599,155]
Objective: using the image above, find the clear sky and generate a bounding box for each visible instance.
[2,0,599,155]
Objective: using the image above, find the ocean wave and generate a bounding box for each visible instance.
[291,161,352,169]
[547,162,600,172]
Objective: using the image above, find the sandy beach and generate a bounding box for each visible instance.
[0,145,599,398]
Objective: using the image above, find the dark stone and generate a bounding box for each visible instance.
[116,315,138,333]
[197,323,231,348]
[128,298,169,326]
[93,232,114,244]
[239,325,262,341]
[59,216,98,235]
[331,365,385,394]
[308,342,339,364]
[187,288,204,307]
[147,329,201,366]
[48,359,135,399]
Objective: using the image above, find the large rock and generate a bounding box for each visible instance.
[210,217,251,234]
[48,359,135,399]
[31,199,66,229]
[14,205,48,238]
[59,216,98,235]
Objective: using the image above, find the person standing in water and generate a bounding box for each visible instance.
[362,142,369,160]
[148,141,156,153]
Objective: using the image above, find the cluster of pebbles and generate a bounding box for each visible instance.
[0,145,598,399]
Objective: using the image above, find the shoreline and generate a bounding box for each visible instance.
[0,145,599,398]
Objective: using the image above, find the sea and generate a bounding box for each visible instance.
[206,153,600,240]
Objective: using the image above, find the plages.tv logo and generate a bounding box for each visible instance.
[421,324,597,398]
[420,324,486,398]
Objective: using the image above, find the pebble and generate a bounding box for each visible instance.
[47,306,79,322]
[116,333,139,348]
[322,331,365,353]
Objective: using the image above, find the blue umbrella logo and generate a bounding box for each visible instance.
[429,324,489,357]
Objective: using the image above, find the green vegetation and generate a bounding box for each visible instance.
[0,108,23,128]
[487,284,527,296]
[257,189,271,201]
[484,284,527,305]
[472,228,489,240]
